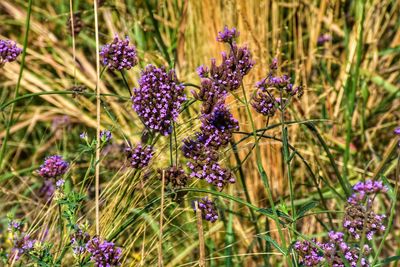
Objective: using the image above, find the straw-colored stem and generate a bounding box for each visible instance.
[93,0,101,236]
[158,170,165,267]
[195,201,206,267]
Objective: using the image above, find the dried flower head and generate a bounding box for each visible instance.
[86,237,122,267]
[193,197,219,222]
[100,36,138,71]
[132,64,186,135]
[126,143,154,169]
[0,39,22,67]
[217,26,239,44]
[158,165,189,202]
[38,155,69,179]
[67,12,84,36]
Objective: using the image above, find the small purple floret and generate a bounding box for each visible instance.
[38,155,69,178]
[100,36,138,71]
[0,39,22,67]
[217,26,239,44]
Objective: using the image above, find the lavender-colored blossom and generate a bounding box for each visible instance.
[194,197,219,222]
[86,237,122,267]
[251,90,277,117]
[37,180,55,201]
[10,234,36,261]
[0,39,22,67]
[100,36,138,71]
[56,179,65,188]
[70,228,90,256]
[100,130,112,143]
[294,240,324,266]
[80,132,88,139]
[188,160,235,189]
[199,102,239,149]
[347,180,388,205]
[217,26,239,44]
[38,155,69,178]
[252,59,302,116]
[323,231,370,267]
[395,127,400,135]
[126,143,154,169]
[317,34,332,45]
[132,64,186,135]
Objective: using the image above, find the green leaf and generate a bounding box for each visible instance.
[376,255,400,266]
[381,175,395,201]
[296,201,319,219]
[260,235,287,255]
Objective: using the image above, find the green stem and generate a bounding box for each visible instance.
[0,0,33,170]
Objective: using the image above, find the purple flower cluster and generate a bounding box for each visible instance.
[132,65,186,135]
[70,228,90,256]
[396,126,400,146]
[197,44,254,95]
[10,234,36,261]
[86,237,122,267]
[317,34,332,45]
[294,232,371,267]
[7,222,36,261]
[183,27,251,192]
[344,180,387,240]
[217,26,239,44]
[324,231,370,267]
[251,59,302,117]
[194,197,219,223]
[126,143,154,169]
[347,180,388,205]
[100,130,112,143]
[37,180,55,201]
[100,36,138,71]
[198,103,239,148]
[0,39,22,67]
[37,155,69,178]
[293,240,324,266]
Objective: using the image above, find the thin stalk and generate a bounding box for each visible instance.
[69,0,76,86]
[0,0,33,170]
[195,201,206,267]
[93,0,101,236]
[279,97,296,237]
[239,82,288,254]
[158,170,165,267]
[120,70,132,97]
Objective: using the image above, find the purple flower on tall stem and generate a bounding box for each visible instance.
[217,26,239,44]
[126,143,154,169]
[193,197,219,222]
[0,39,22,67]
[86,237,122,267]
[100,36,138,71]
[132,64,186,135]
[38,155,69,179]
